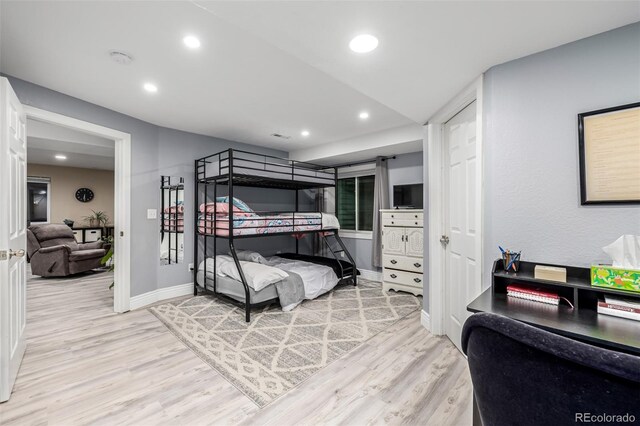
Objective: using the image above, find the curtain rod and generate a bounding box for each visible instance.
[335,155,396,168]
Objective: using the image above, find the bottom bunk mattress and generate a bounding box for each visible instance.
[276,253,360,278]
[197,267,305,312]
[266,256,340,300]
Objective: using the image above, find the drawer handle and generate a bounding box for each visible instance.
[415,215,418,218]
[391,215,394,218]
[415,222,418,225]
[414,263,421,268]
[390,260,397,264]
[390,274,397,279]
[391,221,394,224]
[414,278,422,283]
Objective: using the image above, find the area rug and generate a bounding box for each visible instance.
[149,279,421,407]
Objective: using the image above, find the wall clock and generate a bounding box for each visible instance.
[75,187,94,203]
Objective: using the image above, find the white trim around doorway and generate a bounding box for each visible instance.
[424,75,484,335]
[23,106,131,313]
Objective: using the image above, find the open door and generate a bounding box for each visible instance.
[0,77,27,402]
[443,101,481,353]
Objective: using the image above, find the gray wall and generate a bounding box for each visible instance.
[6,75,286,296]
[482,22,640,288]
[342,152,424,271]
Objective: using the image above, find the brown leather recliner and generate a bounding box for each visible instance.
[27,224,107,277]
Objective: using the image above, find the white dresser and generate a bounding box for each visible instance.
[380,209,424,296]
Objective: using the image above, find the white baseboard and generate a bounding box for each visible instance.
[130,282,193,311]
[421,309,431,331]
[359,268,382,282]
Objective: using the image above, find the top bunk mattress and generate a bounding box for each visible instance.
[198,198,340,236]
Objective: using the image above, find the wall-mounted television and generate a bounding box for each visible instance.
[393,184,423,209]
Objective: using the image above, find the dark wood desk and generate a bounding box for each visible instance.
[467,288,640,355]
[466,260,640,425]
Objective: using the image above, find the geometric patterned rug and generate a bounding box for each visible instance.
[149,279,421,407]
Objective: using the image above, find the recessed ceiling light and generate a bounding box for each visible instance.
[183,35,201,49]
[301,130,310,137]
[349,34,378,53]
[143,82,158,93]
[55,154,67,160]
[359,111,370,120]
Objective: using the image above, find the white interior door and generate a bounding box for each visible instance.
[0,77,27,402]
[444,101,481,352]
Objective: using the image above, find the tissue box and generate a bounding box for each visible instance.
[591,265,640,294]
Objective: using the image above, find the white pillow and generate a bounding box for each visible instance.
[219,260,288,291]
[200,255,234,277]
[230,250,268,265]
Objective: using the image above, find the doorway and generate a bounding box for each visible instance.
[23,106,132,314]
[25,117,116,304]
[426,76,484,352]
[1,78,131,402]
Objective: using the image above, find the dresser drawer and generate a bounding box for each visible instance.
[382,218,423,227]
[383,269,423,287]
[383,256,424,273]
[382,211,423,221]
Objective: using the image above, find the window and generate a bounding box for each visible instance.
[27,177,50,224]
[337,174,375,234]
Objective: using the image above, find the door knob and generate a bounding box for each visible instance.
[10,249,25,259]
[440,235,450,245]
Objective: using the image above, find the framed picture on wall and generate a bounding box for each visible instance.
[578,102,640,205]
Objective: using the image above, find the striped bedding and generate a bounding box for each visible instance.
[197,197,338,236]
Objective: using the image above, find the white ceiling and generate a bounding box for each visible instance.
[2,1,638,156]
[201,0,640,123]
[27,119,115,170]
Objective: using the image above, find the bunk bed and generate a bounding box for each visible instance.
[194,149,357,322]
[161,175,184,265]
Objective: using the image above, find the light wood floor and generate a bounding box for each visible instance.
[0,269,472,425]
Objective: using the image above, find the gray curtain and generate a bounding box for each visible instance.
[372,157,389,268]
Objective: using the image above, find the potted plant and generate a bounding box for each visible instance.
[84,210,109,227]
[101,235,114,289]
[101,247,114,289]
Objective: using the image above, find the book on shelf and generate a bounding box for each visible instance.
[597,295,640,321]
[507,284,559,306]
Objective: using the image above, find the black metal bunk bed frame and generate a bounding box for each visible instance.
[161,175,184,265]
[194,148,357,322]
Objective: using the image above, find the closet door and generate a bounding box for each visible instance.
[405,228,424,257]
[382,227,404,256]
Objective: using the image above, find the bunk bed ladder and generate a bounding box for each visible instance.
[321,232,357,285]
